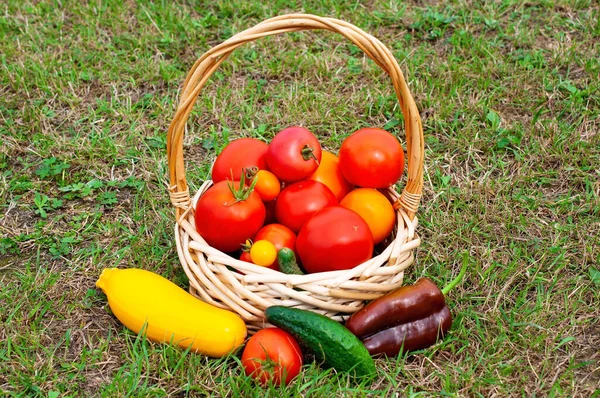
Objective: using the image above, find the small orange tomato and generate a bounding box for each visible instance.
[247,168,281,202]
[340,188,396,244]
[308,151,353,202]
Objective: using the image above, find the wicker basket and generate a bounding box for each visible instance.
[166,14,424,333]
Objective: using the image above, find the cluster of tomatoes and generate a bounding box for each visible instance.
[194,126,405,273]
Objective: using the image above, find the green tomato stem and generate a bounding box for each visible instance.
[301,145,319,164]
[225,169,258,206]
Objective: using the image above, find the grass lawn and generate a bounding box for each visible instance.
[1,0,599,396]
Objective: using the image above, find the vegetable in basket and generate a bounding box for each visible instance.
[340,188,396,245]
[254,223,296,255]
[345,253,468,356]
[96,268,247,358]
[249,240,278,267]
[277,248,304,275]
[339,127,405,189]
[296,206,373,273]
[195,171,265,253]
[244,167,281,202]
[308,150,353,202]
[274,180,337,233]
[211,138,269,183]
[267,126,322,182]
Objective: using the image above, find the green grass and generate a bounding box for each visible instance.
[1,0,599,396]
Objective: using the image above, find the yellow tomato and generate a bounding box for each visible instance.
[340,188,396,244]
[250,240,278,267]
[308,151,353,202]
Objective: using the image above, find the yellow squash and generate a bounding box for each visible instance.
[96,268,247,358]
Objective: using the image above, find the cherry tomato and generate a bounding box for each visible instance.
[240,250,253,263]
[339,128,405,188]
[250,240,277,267]
[340,188,396,244]
[212,138,269,183]
[242,328,303,386]
[195,179,265,253]
[275,180,338,233]
[245,168,281,202]
[267,126,321,182]
[296,206,373,273]
[308,151,354,202]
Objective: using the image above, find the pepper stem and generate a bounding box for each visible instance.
[441,251,469,296]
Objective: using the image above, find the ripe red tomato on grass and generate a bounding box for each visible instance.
[339,128,405,188]
[241,328,303,386]
[296,206,373,273]
[194,179,265,253]
[267,126,321,182]
[275,180,337,233]
[211,138,269,183]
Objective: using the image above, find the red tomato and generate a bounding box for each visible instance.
[267,126,321,182]
[339,128,405,188]
[275,180,337,233]
[296,206,373,273]
[212,138,269,183]
[242,328,303,386]
[308,151,354,202]
[195,180,265,252]
[255,223,296,252]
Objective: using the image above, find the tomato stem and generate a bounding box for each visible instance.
[301,144,319,164]
[244,166,259,181]
[241,239,253,252]
[224,169,258,206]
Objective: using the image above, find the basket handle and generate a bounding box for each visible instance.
[167,13,424,221]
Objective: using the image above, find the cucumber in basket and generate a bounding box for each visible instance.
[277,248,304,275]
[265,306,376,381]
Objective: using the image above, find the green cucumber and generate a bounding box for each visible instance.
[265,306,376,381]
[277,248,304,275]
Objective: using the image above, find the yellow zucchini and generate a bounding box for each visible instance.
[96,268,247,358]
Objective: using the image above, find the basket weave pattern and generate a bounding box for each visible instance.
[166,14,424,331]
